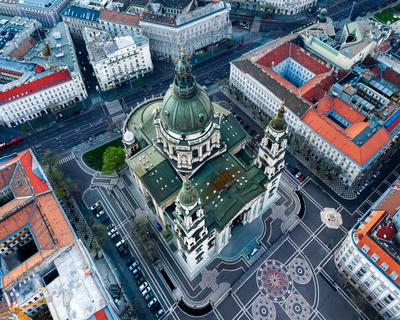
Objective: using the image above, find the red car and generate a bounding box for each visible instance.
[298,174,305,182]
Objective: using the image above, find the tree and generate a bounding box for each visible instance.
[42,149,59,173]
[102,146,125,174]
[130,216,158,264]
[91,223,109,248]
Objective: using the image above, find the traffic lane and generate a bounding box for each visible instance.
[80,190,155,319]
[96,187,174,315]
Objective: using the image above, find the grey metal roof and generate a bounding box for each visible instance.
[62,5,100,22]
[232,59,311,117]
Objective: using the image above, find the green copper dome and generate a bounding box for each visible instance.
[269,105,287,132]
[160,49,214,135]
[178,177,198,207]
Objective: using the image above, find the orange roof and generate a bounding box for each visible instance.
[2,250,56,288]
[35,193,74,248]
[303,97,391,166]
[100,10,140,26]
[0,150,75,289]
[376,185,400,216]
[317,97,366,123]
[355,210,400,285]
[257,42,330,75]
[346,122,370,139]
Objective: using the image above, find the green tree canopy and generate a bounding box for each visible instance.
[102,146,125,174]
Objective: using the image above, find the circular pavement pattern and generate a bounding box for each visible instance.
[256,260,293,303]
[251,295,276,320]
[284,293,311,320]
[288,258,313,285]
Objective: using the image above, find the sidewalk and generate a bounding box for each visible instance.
[72,131,121,175]
[220,86,356,200]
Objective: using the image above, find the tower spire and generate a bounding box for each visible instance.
[174,48,196,98]
[269,103,287,132]
[177,176,198,207]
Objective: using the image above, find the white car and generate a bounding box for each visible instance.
[139,282,148,292]
[95,210,105,218]
[107,227,117,236]
[295,172,302,179]
[141,286,151,296]
[129,261,139,271]
[148,297,157,308]
[155,309,164,318]
[90,201,101,211]
[115,240,125,248]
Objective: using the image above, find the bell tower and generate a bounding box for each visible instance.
[174,178,210,271]
[256,105,288,201]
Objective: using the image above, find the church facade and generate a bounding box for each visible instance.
[122,50,288,274]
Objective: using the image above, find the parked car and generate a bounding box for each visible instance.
[132,267,141,276]
[119,248,129,257]
[155,223,163,232]
[139,282,148,292]
[107,224,115,231]
[95,210,105,218]
[148,297,157,308]
[144,292,154,302]
[115,240,125,248]
[128,261,140,271]
[295,172,302,179]
[118,244,128,252]
[90,201,101,211]
[292,168,299,176]
[126,257,135,266]
[134,270,143,280]
[155,309,164,318]
[298,174,305,182]
[136,276,146,285]
[141,286,151,296]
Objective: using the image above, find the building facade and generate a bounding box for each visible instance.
[232,0,316,15]
[123,50,287,273]
[229,36,399,186]
[0,0,71,27]
[335,180,400,320]
[84,28,152,91]
[0,16,42,59]
[139,1,232,61]
[61,5,101,39]
[0,22,87,127]
[0,150,119,319]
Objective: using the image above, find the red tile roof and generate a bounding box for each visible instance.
[383,68,400,88]
[257,42,330,75]
[0,70,72,106]
[100,9,140,26]
[0,150,75,288]
[356,210,400,285]
[9,36,38,61]
[94,309,109,320]
[302,97,391,166]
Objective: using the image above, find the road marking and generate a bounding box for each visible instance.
[58,154,75,165]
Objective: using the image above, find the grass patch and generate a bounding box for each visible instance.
[162,229,173,242]
[374,7,400,24]
[82,138,123,171]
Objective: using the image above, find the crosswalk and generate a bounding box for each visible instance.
[58,154,75,165]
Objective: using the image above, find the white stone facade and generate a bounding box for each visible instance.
[229,62,364,185]
[139,1,232,61]
[335,233,400,319]
[232,0,316,15]
[0,23,87,127]
[0,71,87,127]
[84,28,153,91]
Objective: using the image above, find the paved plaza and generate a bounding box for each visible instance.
[52,87,400,320]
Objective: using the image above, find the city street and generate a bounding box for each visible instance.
[51,84,399,320]
[0,1,397,319]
